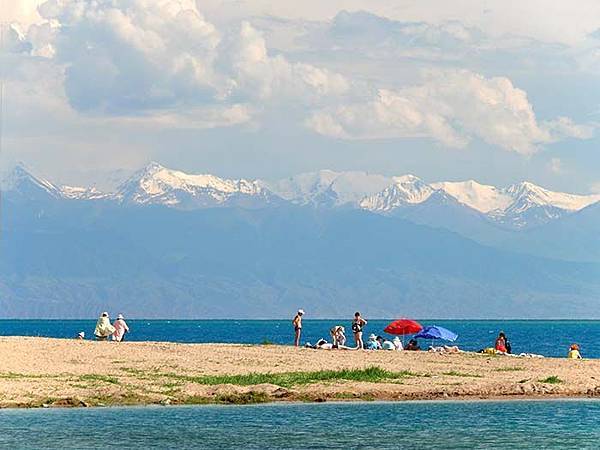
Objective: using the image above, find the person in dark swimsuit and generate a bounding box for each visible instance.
[352,311,367,349]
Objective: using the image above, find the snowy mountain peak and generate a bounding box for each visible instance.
[266,170,391,206]
[360,174,434,211]
[6,163,60,198]
[505,181,600,212]
[430,180,513,213]
[117,162,271,208]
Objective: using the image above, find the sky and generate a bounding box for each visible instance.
[1,0,600,192]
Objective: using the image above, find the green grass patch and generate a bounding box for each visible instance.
[442,371,483,378]
[162,366,418,388]
[495,367,523,372]
[0,372,58,380]
[539,376,563,384]
[79,374,120,385]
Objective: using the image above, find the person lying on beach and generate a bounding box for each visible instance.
[112,314,129,342]
[330,326,346,347]
[568,344,582,359]
[405,339,421,351]
[94,312,116,341]
[305,338,355,350]
[429,345,460,353]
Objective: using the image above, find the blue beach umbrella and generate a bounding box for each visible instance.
[414,325,458,342]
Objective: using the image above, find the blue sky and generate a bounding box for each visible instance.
[2,0,600,193]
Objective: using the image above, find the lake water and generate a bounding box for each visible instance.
[0,319,598,358]
[1,401,599,449]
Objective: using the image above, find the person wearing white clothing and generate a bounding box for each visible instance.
[112,314,130,342]
[94,312,116,341]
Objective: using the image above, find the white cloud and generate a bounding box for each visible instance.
[307,70,593,154]
[6,0,348,127]
[548,157,563,174]
[217,22,349,102]
[198,0,600,47]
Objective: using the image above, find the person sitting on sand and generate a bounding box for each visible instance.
[567,343,582,359]
[112,314,130,342]
[94,312,116,341]
[392,336,403,351]
[76,331,85,340]
[495,332,507,353]
[352,312,367,349]
[330,326,346,347]
[365,334,380,350]
[405,339,420,351]
[292,309,304,347]
[381,338,395,350]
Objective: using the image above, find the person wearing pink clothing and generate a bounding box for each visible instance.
[112,314,130,342]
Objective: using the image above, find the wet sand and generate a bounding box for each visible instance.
[1,337,599,407]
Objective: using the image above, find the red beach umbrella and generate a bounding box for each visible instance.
[384,319,423,335]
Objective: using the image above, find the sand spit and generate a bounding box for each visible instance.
[1,337,599,408]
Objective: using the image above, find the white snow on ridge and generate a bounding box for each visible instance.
[60,186,110,200]
[430,180,513,213]
[360,175,434,211]
[504,182,600,212]
[117,162,268,206]
[266,170,391,206]
[6,163,600,226]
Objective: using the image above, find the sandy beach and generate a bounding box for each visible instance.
[1,337,599,408]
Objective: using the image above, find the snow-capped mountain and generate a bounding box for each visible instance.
[265,170,391,207]
[4,163,599,229]
[363,176,600,229]
[116,162,278,209]
[4,164,62,201]
[359,175,434,211]
[429,180,513,214]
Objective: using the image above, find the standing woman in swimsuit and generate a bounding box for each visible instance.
[352,312,367,349]
[292,309,304,347]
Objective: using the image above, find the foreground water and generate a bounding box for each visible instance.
[0,401,598,449]
[1,319,598,358]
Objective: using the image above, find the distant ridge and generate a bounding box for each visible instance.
[4,162,600,230]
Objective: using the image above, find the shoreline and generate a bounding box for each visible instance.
[1,337,599,409]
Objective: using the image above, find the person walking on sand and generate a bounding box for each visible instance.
[352,312,367,349]
[112,314,130,342]
[292,309,304,347]
[94,312,116,341]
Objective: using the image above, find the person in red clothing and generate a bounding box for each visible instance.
[495,331,507,353]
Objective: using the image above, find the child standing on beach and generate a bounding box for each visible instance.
[292,309,304,347]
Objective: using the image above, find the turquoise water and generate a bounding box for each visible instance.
[1,401,599,449]
[1,319,598,358]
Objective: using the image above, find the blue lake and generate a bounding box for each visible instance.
[0,319,598,358]
[1,401,599,449]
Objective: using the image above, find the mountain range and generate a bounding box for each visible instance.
[1,163,599,318]
[7,162,599,228]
